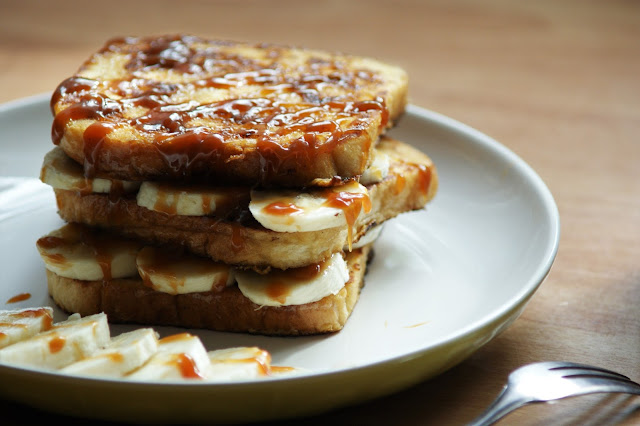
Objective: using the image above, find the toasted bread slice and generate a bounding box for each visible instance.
[47,246,371,336]
[51,35,408,187]
[52,137,437,270]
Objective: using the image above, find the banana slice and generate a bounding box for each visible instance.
[40,147,140,194]
[207,347,272,382]
[0,307,54,349]
[136,246,234,295]
[346,224,384,251]
[36,223,142,281]
[249,181,371,233]
[60,328,159,378]
[360,150,390,185]
[0,312,110,369]
[136,182,247,216]
[127,333,210,380]
[235,252,349,307]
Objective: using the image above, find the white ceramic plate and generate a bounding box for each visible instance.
[0,94,559,423]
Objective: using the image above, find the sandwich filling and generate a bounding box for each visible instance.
[36,223,379,306]
[34,35,438,336]
[41,145,390,246]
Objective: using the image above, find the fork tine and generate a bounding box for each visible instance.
[548,362,633,381]
[565,375,640,396]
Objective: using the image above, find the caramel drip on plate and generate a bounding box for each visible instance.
[6,293,31,304]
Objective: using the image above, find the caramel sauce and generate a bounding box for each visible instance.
[36,224,124,282]
[201,194,212,213]
[288,262,323,280]
[230,224,245,253]
[0,322,27,329]
[264,261,325,304]
[82,122,119,177]
[416,164,433,195]
[262,201,303,216]
[157,334,205,379]
[6,293,31,304]
[13,308,54,330]
[159,332,194,344]
[153,190,178,215]
[323,189,372,249]
[394,174,406,194]
[51,35,390,182]
[270,366,296,374]
[138,247,229,293]
[265,281,290,304]
[222,353,271,376]
[42,253,69,268]
[48,335,66,353]
[148,183,249,217]
[174,353,204,379]
[37,235,66,250]
[107,352,125,362]
[108,180,126,203]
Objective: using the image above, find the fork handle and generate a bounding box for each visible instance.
[467,386,529,426]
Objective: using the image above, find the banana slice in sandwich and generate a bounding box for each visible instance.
[40,147,140,194]
[0,312,109,369]
[136,182,247,216]
[359,150,390,185]
[36,223,141,281]
[136,246,235,295]
[249,181,371,233]
[235,252,349,307]
[347,224,384,250]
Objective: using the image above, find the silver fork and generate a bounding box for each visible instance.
[468,361,640,425]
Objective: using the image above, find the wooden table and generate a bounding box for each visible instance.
[1,1,638,424]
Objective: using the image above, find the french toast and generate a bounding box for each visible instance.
[46,245,371,336]
[51,34,409,187]
[36,34,438,337]
[47,137,437,270]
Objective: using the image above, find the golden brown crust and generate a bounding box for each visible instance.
[47,247,370,336]
[52,35,409,187]
[53,137,437,270]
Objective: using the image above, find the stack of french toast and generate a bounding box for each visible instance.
[36,34,438,336]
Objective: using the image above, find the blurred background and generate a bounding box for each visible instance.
[2,0,638,181]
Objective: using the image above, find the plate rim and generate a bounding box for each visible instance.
[0,94,560,422]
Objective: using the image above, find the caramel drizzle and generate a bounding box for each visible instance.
[0,308,53,331]
[36,225,117,281]
[324,189,372,250]
[6,293,31,304]
[51,35,390,182]
[264,260,326,304]
[157,333,206,378]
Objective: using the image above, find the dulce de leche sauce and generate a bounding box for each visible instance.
[50,35,391,184]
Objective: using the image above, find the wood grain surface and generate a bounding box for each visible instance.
[1,0,639,424]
